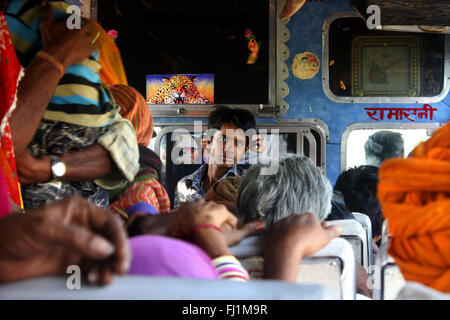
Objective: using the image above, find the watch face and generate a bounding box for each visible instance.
[53,162,66,177]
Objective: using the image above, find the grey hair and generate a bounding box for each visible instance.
[237,154,333,226]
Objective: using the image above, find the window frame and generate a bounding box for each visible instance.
[110,0,282,118]
[340,121,444,172]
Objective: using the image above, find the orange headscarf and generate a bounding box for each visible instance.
[108,84,153,146]
[378,122,450,293]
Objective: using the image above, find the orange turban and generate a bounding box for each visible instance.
[378,122,450,292]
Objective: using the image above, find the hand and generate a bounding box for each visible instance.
[265,213,342,258]
[222,220,265,247]
[39,1,96,70]
[0,196,130,285]
[16,151,51,185]
[263,213,342,282]
[166,199,238,238]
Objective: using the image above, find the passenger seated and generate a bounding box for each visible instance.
[237,154,332,226]
[107,84,171,214]
[365,131,404,167]
[237,154,372,297]
[6,1,139,209]
[174,106,256,208]
[334,165,383,251]
[378,122,450,294]
[325,196,356,222]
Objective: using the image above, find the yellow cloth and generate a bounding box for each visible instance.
[87,21,128,87]
[378,122,450,293]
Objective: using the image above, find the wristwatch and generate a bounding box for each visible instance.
[49,155,66,180]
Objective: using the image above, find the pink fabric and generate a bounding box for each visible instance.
[128,235,219,279]
[0,168,11,219]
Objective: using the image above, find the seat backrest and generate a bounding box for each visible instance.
[373,241,406,300]
[352,212,373,268]
[0,275,336,300]
[396,282,450,300]
[230,236,356,300]
[326,219,369,270]
[381,219,390,246]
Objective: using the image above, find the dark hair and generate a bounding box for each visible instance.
[364,131,404,166]
[208,106,256,132]
[325,197,356,222]
[334,165,383,238]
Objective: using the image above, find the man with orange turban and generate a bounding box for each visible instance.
[378,122,450,293]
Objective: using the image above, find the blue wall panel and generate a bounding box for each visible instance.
[281,0,450,184]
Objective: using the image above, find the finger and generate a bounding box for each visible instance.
[58,196,130,274]
[86,265,100,284]
[82,202,131,275]
[240,221,264,237]
[39,1,54,42]
[101,215,131,275]
[46,221,116,259]
[224,212,238,229]
[324,225,343,242]
[98,263,114,286]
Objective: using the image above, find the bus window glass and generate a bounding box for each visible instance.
[327,17,446,99]
[345,128,432,169]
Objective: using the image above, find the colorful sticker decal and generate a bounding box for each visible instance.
[291,52,320,80]
[146,74,214,105]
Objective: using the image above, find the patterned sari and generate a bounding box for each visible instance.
[0,10,23,210]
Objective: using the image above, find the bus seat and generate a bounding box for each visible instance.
[396,282,450,300]
[381,219,390,247]
[326,220,369,270]
[0,275,336,300]
[351,212,373,267]
[230,237,356,300]
[373,241,406,300]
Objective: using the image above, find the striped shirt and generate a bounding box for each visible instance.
[5,0,118,128]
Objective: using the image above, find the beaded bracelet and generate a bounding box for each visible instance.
[190,223,222,236]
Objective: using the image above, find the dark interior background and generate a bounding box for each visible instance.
[98,0,270,105]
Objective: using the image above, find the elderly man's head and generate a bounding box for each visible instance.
[237,154,332,226]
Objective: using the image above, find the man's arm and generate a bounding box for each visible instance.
[17,144,112,185]
[17,115,138,186]
[263,214,342,282]
[8,3,95,155]
[9,58,63,156]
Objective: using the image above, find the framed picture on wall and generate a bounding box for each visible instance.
[146,74,214,105]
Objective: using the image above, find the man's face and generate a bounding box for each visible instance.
[208,123,247,168]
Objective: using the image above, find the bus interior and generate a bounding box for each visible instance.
[0,0,449,301]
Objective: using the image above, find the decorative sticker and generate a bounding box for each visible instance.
[291,52,320,80]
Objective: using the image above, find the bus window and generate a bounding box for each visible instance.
[341,123,443,171]
[153,121,328,207]
[323,12,448,104]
